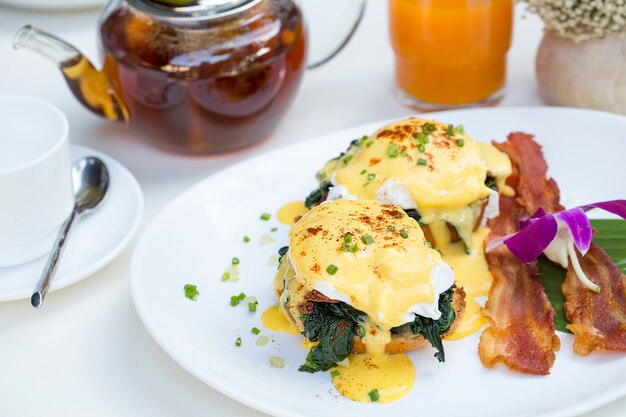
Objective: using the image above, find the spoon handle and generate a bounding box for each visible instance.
[31,208,78,308]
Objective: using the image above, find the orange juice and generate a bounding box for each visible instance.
[389,0,513,107]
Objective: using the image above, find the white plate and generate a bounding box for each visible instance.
[130,107,626,417]
[0,144,143,302]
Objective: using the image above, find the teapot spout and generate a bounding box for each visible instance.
[13,25,129,122]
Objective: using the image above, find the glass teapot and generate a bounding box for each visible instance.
[13,0,365,154]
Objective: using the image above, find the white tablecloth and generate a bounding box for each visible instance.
[0,1,624,416]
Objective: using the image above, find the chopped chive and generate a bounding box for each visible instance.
[360,169,368,175]
[343,155,353,164]
[330,370,341,378]
[221,272,231,282]
[454,124,465,135]
[400,151,408,157]
[342,233,359,253]
[418,144,425,153]
[400,228,409,238]
[387,144,399,158]
[364,171,377,187]
[326,264,339,275]
[361,135,369,142]
[230,295,240,306]
[260,213,271,221]
[368,389,380,402]
[243,236,250,243]
[417,158,428,166]
[456,138,465,147]
[248,301,258,313]
[387,225,396,232]
[366,141,374,148]
[270,227,278,232]
[256,335,270,346]
[445,124,454,136]
[232,257,240,265]
[251,327,261,335]
[235,337,242,347]
[238,292,246,300]
[183,284,199,301]
[422,122,437,134]
[361,235,375,245]
[415,133,428,145]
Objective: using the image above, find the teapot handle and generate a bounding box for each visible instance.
[301,0,367,69]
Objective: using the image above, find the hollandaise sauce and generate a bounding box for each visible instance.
[262,304,416,404]
[270,199,462,403]
[279,200,453,331]
[314,119,513,249]
[306,119,514,340]
[331,353,415,403]
[439,227,493,340]
[277,201,308,225]
[261,305,300,335]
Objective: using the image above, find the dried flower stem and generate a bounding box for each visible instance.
[521,0,626,42]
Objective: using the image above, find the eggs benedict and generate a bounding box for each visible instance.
[273,199,466,375]
[305,118,513,251]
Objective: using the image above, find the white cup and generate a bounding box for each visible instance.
[0,95,74,267]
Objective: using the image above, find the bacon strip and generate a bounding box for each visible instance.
[490,132,626,361]
[480,198,561,374]
[479,133,561,375]
[494,132,563,214]
[562,244,626,355]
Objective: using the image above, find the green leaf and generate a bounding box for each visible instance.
[538,219,626,333]
[299,302,366,373]
[404,209,422,224]
[485,176,497,191]
[390,287,456,362]
[537,256,569,332]
[304,181,331,208]
[277,246,289,264]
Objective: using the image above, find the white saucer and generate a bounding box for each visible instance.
[0,144,143,302]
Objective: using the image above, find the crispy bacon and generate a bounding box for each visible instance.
[483,131,626,370]
[299,290,341,315]
[480,198,561,375]
[304,289,340,304]
[480,244,560,375]
[502,135,626,356]
[562,243,626,355]
[494,132,563,214]
[479,134,561,375]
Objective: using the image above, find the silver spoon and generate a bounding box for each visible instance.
[31,157,110,308]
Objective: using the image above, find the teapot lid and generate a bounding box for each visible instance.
[127,0,263,21]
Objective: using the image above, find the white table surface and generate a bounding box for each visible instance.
[0,2,624,416]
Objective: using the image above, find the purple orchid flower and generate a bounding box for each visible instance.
[486,200,626,292]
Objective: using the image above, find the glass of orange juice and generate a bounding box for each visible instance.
[389,0,513,109]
